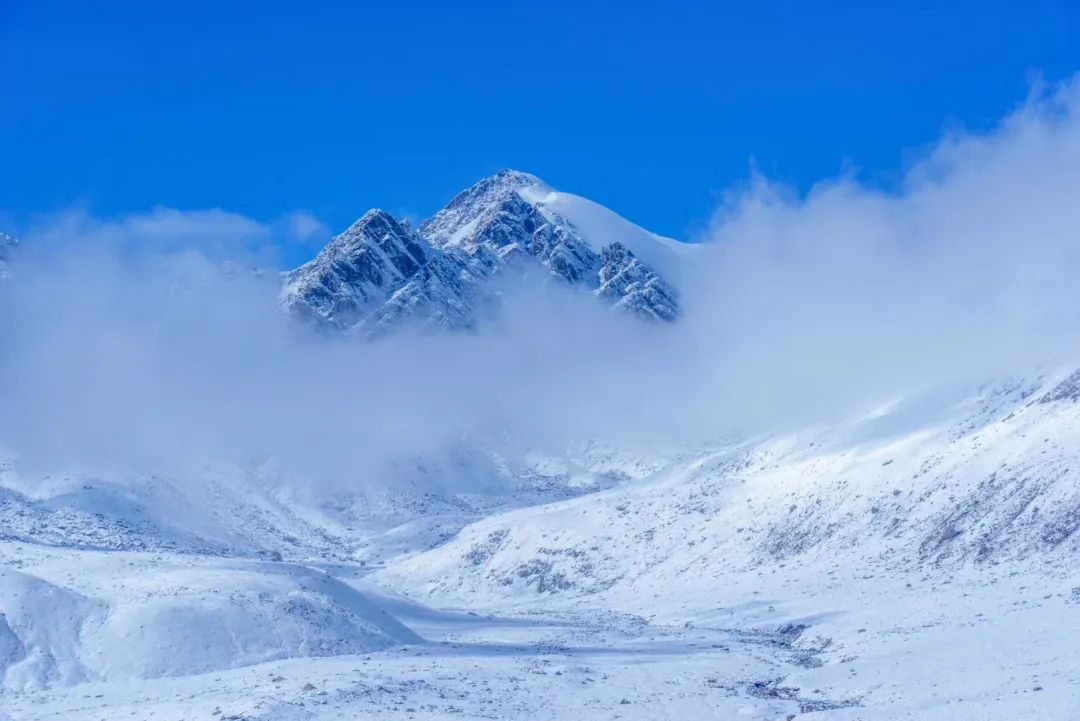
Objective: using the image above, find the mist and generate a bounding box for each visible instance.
[676,76,1080,429]
[3,77,1080,489]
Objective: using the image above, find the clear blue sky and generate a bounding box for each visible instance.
[3,0,1079,252]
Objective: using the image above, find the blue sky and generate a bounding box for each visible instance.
[3,0,1079,264]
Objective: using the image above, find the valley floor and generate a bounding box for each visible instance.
[2,545,1077,720]
[6,376,1080,718]
[0,577,813,719]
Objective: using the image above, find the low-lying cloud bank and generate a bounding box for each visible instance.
[3,77,1080,487]
[684,77,1080,428]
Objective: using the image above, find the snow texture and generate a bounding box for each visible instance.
[2,371,1080,718]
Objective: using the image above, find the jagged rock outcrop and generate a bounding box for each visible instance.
[420,170,604,286]
[281,210,482,334]
[597,242,679,322]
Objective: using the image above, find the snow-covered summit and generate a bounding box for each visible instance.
[420,169,551,249]
[282,171,684,333]
[422,169,684,275]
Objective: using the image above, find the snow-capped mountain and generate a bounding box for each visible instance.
[7,186,1079,720]
[281,171,681,333]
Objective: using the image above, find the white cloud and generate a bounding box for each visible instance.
[671,77,1080,429]
[283,211,330,244]
[2,76,1080,487]
[18,206,331,269]
[24,206,273,257]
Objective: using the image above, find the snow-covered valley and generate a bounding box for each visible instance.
[3,369,1080,719]
[8,91,1080,718]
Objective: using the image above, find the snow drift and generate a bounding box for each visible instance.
[0,552,419,691]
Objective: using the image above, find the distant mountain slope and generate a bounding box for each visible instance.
[282,171,682,333]
[375,369,1080,604]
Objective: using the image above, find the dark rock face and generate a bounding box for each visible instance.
[597,242,679,322]
[1038,370,1080,404]
[281,210,480,334]
[420,170,603,287]
[281,171,682,334]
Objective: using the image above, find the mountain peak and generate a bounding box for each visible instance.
[343,208,404,233]
[282,172,684,333]
[280,209,436,331]
[490,168,543,186]
[435,169,547,220]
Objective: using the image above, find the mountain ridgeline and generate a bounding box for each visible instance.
[280,170,682,335]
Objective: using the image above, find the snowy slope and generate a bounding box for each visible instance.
[513,176,691,276]
[379,371,1080,602]
[368,370,1080,718]
[0,546,419,692]
[4,367,1080,717]
[0,441,666,567]
[3,372,1080,718]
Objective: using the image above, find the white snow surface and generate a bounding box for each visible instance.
[3,371,1080,718]
[523,189,690,265]
[513,174,692,276]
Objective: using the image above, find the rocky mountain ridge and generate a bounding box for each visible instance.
[281,170,681,333]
